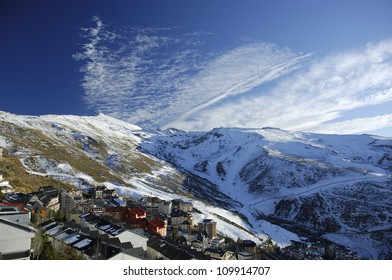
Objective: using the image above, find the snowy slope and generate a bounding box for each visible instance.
[0,112,267,246]
[1,111,392,258]
[141,126,392,259]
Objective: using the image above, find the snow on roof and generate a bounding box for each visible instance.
[40,221,57,230]
[99,224,112,231]
[73,238,93,249]
[55,229,76,241]
[80,212,91,219]
[113,197,126,205]
[46,226,62,237]
[63,233,82,244]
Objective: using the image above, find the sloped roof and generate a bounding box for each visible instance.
[0,250,31,260]
[80,212,125,236]
[148,237,210,260]
[0,218,35,233]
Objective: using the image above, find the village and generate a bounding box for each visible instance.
[0,173,360,260]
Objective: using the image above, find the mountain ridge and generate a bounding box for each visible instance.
[1,111,391,259]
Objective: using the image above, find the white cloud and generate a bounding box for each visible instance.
[74,17,212,127]
[164,44,311,127]
[75,18,392,136]
[313,114,392,135]
[168,38,392,135]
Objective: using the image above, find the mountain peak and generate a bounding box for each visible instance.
[1,111,392,259]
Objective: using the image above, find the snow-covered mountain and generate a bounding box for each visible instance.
[1,111,391,259]
[142,127,392,259]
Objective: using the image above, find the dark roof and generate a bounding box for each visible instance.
[148,238,193,260]
[80,212,125,236]
[199,219,216,225]
[148,237,210,260]
[50,220,133,260]
[26,200,42,210]
[63,220,80,230]
[0,218,35,233]
[123,247,145,259]
[0,250,31,260]
[43,223,60,232]
[205,247,226,257]
[39,220,56,228]
[63,220,110,241]
[30,189,59,207]
[5,193,31,205]
[171,208,189,217]
[120,242,133,250]
[103,237,122,248]
[80,240,121,260]
[243,240,257,247]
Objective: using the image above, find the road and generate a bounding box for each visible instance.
[248,175,388,216]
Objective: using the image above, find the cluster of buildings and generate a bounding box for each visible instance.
[1,183,262,260]
[1,178,363,260]
[278,240,360,260]
[37,213,147,260]
[2,183,362,261]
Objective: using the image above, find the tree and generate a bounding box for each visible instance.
[30,211,40,226]
[53,209,66,223]
[31,228,44,260]
[58,244,83,260]
[39,236,56,260]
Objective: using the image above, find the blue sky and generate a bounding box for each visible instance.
[1,0,392,136]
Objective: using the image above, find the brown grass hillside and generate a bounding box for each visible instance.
[0,156,74,193]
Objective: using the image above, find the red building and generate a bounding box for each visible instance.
[104,206,166,237]
[147,218,167,237]
[126,208,147,228]
[128,208,146,220]
[104,206,147,227]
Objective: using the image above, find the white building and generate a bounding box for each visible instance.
[0,174,13,194]
[159,201,172,215]
[0,203,31,226]
[116,228,148,251]
[0,218,35,260]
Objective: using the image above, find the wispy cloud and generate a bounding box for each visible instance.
[168,38,392,135]
[75,17,392,135]
[314,114,392,135]
[75,17,308,129]
[74,17,209,126]
[166,45,311,127]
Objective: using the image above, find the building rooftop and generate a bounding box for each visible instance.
[80,212,126,236]
[148,237,211,260]
[199,219,216,225]
[0,218,35,233]
[0,250,31,260]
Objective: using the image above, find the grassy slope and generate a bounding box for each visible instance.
[1,121,127,192]
[0,156,74,193]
